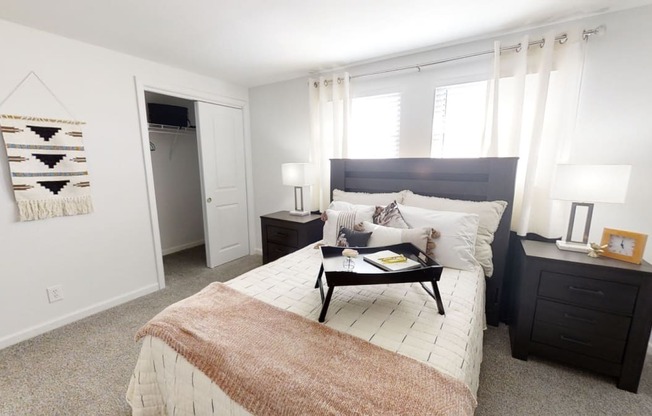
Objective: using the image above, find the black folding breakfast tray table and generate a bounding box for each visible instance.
[315,243,445,322]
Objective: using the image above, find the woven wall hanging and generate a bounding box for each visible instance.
[0,72,93,221]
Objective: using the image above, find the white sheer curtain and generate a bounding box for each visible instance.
[309,73,350,212]
[482,30,585,237]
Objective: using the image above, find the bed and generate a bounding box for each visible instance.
[127,157,518,415]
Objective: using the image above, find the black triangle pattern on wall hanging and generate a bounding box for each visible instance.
[32,153,66,169]
[37,180,70,195]
[27,125,61,141]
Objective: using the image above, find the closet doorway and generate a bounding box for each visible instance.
[142,90,251,279]
[146,92,205,262]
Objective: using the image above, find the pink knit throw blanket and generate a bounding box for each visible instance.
[136,282,476,415]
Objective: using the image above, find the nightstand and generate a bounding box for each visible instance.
[510,239,652,393]
[261,211,323,264]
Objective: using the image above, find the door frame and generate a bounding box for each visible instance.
[134,77,256,289]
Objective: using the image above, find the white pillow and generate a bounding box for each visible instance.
[362,221,430,254]
[398,203,480,272]
[327,200,372,212]
[333,189,405,206]
[402,191,506,277]
[323,207,375,246]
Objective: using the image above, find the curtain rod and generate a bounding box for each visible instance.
[315,26,602,86]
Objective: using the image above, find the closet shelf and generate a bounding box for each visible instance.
[148,123,196,135]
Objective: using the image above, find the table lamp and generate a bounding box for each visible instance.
[282,163,313,216]
[550,164,631,253]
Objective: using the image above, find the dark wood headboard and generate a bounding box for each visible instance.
[330,157,518,326]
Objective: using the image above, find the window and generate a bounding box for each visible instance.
[432,73,561,158]
[349,93,401,158]
[431,81,487,158]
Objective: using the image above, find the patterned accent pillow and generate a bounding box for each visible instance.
[373,201,409,229]
[336,226,372,247]
[322,207,375,245]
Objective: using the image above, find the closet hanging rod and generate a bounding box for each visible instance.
[314,26,602,86]
[148,123,195,135]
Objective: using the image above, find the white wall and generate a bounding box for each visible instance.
[568,8,652,261]
[249,6,652,262]
[0,19,248,349]
[249,78,312,249]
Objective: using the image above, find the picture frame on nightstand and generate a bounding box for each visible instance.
[600,228,648,265]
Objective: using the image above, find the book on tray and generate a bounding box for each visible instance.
[363,250,422,272]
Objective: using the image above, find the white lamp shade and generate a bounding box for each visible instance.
[281,163,313,186]
[550,164,631,203]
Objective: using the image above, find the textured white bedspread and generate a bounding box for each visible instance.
[127,243,486,415]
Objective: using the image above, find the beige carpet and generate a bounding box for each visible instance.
[0,246,651,415]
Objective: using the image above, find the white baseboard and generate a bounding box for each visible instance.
[162,240,204,256]
[253,247,262,256]
[0,283,159,350]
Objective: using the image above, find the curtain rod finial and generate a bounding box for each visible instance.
[595,24,607,36]
[583,25,606,41]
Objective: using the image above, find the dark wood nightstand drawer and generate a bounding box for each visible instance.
[510,240,652,393]
[261,211,322,264]
[538,272,638,314]
[266,242,294,262]
[266,225,298,247]
[532,321,627,363]
[535,299,631,340]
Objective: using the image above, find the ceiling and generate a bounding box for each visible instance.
[1,0,651,87]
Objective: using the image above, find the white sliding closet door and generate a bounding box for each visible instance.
[195,101,249,268]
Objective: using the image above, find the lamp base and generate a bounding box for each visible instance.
[289,210,310,216]
[556,240,591,253]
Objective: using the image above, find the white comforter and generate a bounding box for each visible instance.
[127,243,486,415]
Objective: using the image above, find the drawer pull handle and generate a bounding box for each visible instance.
[560,335,592,347]
[568,286,604,296]
[275,232,288,237]
[563,313,596,324]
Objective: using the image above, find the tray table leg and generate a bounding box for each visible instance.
[314,264,323,288]
[318,286,334,323]
[431,280,445,315]
[315,264,325,302]
[419,281,446,315]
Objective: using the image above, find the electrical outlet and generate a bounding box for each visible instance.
[46,285,64,303]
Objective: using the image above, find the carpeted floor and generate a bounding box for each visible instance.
[1,246,651,415]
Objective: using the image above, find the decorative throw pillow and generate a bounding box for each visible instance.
[402,191,507,277]
[362,221,432,255]
[398,203,480,272]
[336,226,372,247]
[333,189,406,206]
[323,207,375,245]
[372,201,409,229]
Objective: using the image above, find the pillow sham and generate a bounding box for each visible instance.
[398,203,480,272]
[333,189,405,206]
[336,227,372,247]
[372,201,409,229]
[402,191,507,277]
[323,207,375,246]
[327,200,372,212]
[362,221,431,254]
